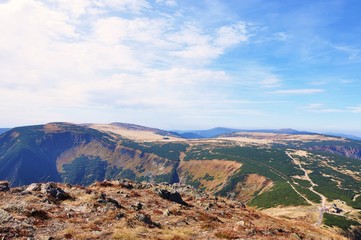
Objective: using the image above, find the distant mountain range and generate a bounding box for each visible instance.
[176,127,316,139]
[323,132,361,141]
[2,124,360,141]
[1,121,361,236]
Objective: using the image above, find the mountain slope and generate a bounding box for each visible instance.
[1,122,361,237]
[0,123,186,186]
[0,180,347,239]
[87,122,185,141]
[0,123,115,186]
[0,128,10,135]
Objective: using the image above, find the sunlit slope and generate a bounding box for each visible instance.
[0,122,360,234]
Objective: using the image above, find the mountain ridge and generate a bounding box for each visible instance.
[176,127,320,139]
[1,122,361,237]
[0,179,349,239]
[0,128,10,135]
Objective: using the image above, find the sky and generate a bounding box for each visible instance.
[0,0,361,135]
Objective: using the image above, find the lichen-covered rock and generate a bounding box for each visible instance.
[26,183,42,192]
[155,188,189,206]
[135,213,160,228]
[43,183,71,201]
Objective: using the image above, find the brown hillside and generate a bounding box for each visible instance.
[0,180,345,240]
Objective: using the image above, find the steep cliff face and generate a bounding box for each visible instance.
[308,145,361,160]
[0,123,178,186]
[177,159,242,192]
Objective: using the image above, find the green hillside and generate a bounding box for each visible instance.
[0,122,360,232]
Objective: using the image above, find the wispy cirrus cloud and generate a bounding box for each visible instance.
[259,76,282,88]
[268,89,324,95]
[348,105,361,113]
[301,103,342,113]
[301,104,361,114]
[156,0,177,7]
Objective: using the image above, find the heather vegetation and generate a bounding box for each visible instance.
[1,122,361,237]
[323,213,360,231]
[248,181,309,208]
[121,140,188,161]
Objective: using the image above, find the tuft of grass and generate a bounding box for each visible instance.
[111,225,146,240]
[215,229,240,239]
[157,228,195,240]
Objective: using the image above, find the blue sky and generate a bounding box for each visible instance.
[0,0,360,135]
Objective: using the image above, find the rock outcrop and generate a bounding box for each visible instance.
[0,180,347,239]
[308,145,361,160]
[155,188,189,206]
[0,181,9,192]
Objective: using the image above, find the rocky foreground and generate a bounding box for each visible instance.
[0,180,345,240]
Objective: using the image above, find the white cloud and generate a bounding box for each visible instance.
[301,103,342,113]
[348,105,361,113]
[301,104,361,113]
[332,44,360,61]
[269,89,324,95]
[273,32,288,41]
[50,0,92,17]
[214,23,248,48]
[85,67,231,110]
[0,0,263,127]
[168,22,249,64]
[259,76,281,88]
[156,0,177,7]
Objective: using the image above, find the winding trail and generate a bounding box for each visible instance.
[286,150,327,225]
[353,194,361,202]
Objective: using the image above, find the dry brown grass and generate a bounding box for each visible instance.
[0,181,348,240]
[178,160,241,191]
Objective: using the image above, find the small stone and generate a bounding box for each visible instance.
[135,213,160,228]
[116,212,125,219]
[0,181,10,192]
[163,209,171,216]
[131,202,143,211]
[155,188,188,206]
[15,190,30,196]
[236,220,245,227]
[119,179,134,189]
[26,183,41,192]
[106,197,122,208]
[26,209,49,220]
[136,213,147,222]
[97,199,106,204]
[175,220,188,227]
[44,183,71,201]
[204,202,214,211]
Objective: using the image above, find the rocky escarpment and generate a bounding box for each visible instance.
[0,180,346,240]
[308,146,361,160]
[0,123,180,187]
